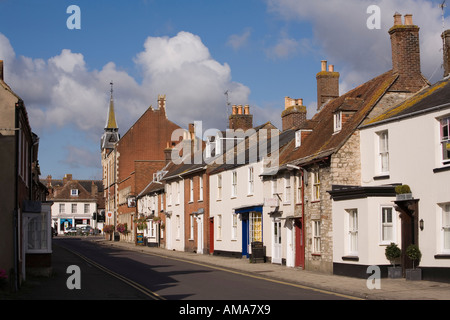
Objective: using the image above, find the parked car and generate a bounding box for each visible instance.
[80,226,93,235]
[64,227,78,234]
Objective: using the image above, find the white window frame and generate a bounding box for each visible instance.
[334,111,342,132]
[249,212,262,243]
[26,211,51,253]
[248,166,254,195]
[347,209,358,256]
[217,214,222,240]
[189,178,194,203]
[295,130,301,148]
[312,171,320,201]
[199,175,203,201]
[272,176,278,196]
[231,214,238,240]
[296,174,303,204]
[84,203,90,214]
[71,189,79,196]
[440,117,450,165]
[284,173,291,204]
[441,203,450,254]
[231,171,237,198]
[312,220,321,254]
[217,174,222,200]
[59,203,65,214]
[176,214,181,240]
[190,214,194,240]
[377,130,389,174]
[71,203,77,214]
[380,206,395,244]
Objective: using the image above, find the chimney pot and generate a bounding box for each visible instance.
[321,60,327,72]
[328,65,334,72]
[244,105,249,115]
[404,14,413,25]
[394,12,402,25]
[237,105,243,115]
[232,105,237,115]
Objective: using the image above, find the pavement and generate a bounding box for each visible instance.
[3,236,450,300]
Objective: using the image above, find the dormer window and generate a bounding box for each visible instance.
[71,189,79,196]
[295,130,301,148]
[334,111,342,132]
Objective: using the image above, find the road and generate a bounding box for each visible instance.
[53,237,349,301]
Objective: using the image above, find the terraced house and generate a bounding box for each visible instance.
[100,13,450,283]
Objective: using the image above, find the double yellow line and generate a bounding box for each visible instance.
[62,245,165,300]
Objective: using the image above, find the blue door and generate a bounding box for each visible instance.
[242,217,248,257]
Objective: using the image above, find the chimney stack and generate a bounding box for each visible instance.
[282,97,307,131]
[229,104,253,130]
[442,30,450,77]
[316,60,340,111]
[388,13,425,92]
[164,142,172,164]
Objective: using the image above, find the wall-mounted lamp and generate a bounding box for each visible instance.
[419,219,424,231]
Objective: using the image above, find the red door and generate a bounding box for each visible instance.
[209,217,214,254]
[295,219,305,268]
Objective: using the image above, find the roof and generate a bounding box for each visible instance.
[361,77,450,127]
[279,70,400,167]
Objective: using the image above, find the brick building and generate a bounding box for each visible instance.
[101,89,182,243]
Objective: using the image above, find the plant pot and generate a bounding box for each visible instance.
[406,268,422,281]
[388,266,403,279]
[396,193,413,201]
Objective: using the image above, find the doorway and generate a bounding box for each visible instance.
[272,219,282,264]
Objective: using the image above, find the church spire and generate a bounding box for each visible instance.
[101,81,120,151]
[106,81,118,130]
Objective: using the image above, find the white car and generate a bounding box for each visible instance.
[64,227,78,234]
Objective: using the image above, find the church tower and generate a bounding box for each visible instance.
[101,81,120,151]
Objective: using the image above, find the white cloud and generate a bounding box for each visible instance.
[0,31,251,136]
[227,28,252,50]
[267,0,450,90]
[266,37,301,59]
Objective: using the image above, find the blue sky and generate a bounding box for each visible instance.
[0,0,448,180]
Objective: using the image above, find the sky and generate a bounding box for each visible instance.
[0,0,448,181]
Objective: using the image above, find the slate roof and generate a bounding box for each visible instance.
[279,70,400,167]
[361,76,450,127]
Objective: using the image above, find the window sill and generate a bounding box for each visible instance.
[434,254,450,259]
[311,253,321,257]
[342,255,359,261]
[433,166,450,173]
[373,174,390,180]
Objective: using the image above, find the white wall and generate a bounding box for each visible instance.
[360,108,450,267]
[209,161,265,255]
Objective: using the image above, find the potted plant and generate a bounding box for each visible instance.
[395,184,413,201]
[405,244,422,280]
[103,224,114,240]
[116,223,128,234]
[385,242,402,278]
[134,216,148,231]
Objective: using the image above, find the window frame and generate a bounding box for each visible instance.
[231,171,237,198]
[377,130,389,174]
[312,220,321,254]
[347,209,358,256]
[248,166,254,196]
[441,203,450,254]
[312,171,320,201]
[380,206,395,244]
[440,117,450,166]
